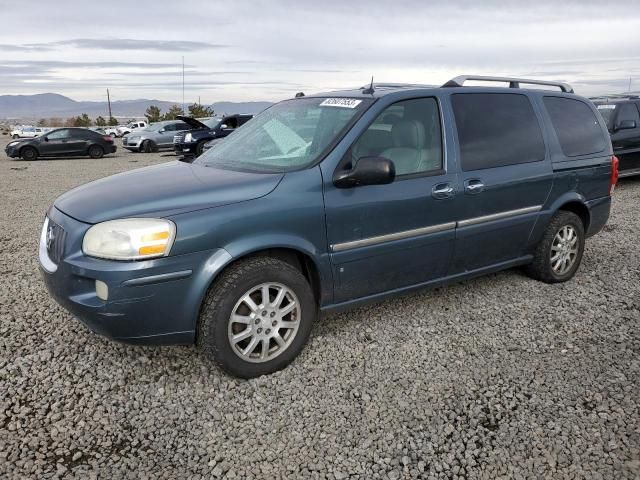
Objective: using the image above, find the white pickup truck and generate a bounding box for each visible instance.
[11,126,46,139]
[116,121,147,137]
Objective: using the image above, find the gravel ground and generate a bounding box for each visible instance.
[0,136,639,479]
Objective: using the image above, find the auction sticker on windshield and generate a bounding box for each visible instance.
[597,105,616,110]
[319,98,363,108]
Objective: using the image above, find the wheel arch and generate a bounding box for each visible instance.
[549,192,591,230]
[190,240,330,332]
[19,144,38,158]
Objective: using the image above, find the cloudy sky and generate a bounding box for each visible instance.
[0,0,639,103]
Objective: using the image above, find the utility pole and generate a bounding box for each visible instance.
[107,89,113,120]
[629,77,632,93]
[182,56,185,114]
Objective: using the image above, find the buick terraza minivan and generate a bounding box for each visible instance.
[40,76,617,378]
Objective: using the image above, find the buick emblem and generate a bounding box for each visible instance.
[46,226,55,250]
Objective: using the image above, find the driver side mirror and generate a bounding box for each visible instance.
[220,124,228,130]
[334,156,396,188]
[615,119,637,131]
[159,128,166,133]
[43,137,49,142]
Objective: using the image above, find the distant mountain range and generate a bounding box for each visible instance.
[0,93,273,121]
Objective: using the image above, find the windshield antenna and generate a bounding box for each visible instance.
[362,76,375,95]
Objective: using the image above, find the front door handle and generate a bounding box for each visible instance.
[464,179,484,194]
[432,183,454,199]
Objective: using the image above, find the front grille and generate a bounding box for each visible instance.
[46,220,66,265]
[173,133,185,144]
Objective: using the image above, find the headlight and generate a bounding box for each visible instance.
[8,141,19,147]
[184,133,193,142]
[129,136,140,142]
[82,218,176,260]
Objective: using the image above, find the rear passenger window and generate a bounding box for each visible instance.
[351,97,442,176]
[616,103,640,126]
[543,96,606,157]
[452,93,545,171]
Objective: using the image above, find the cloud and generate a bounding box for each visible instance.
[0,1,638,100]
[0,38,227,52]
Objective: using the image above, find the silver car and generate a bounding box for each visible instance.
[122,120,191,153]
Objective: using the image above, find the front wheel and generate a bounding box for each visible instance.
[198,257,316,378]
[20,146,38,161]
[195,140,207,157]
[525,211,585,283]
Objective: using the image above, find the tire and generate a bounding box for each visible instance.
[109,133,116,139]
[13,134,19,139]
[88,145,104,159]
[141,140,155,153]
[198,256,316,378]
[20,146,38,161]
[525,211,585,283]
[195,140,207,157]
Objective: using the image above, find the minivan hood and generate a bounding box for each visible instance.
[54,161,283,224]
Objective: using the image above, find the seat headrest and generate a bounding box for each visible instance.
[391,120,426,149]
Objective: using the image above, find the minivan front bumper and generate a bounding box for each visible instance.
[39,207,231,345]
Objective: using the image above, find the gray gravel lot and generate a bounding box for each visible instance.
[0,136,639,479]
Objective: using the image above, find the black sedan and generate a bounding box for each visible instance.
[5,127,117,161]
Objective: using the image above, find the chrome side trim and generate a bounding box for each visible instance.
[331,222,456,252]
[122,270,193,287]
[331,205,543,253]
[39,217,58,273]
[457,205,542,228]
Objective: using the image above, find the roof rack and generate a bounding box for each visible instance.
[442,75,574,94]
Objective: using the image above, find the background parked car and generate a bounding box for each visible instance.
[116,120,147,137]
[173,114,253,158]
[103,127,119,138]
[594,96,640,177]
[5,127,116,161]
[11,126,46,139]
[122,120,191,153]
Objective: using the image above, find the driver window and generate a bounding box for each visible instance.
[351,97,443,176]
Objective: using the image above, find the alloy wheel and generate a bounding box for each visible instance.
[227,282,301,363]
[550,225,579,275]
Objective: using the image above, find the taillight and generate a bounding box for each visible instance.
[609,155,619,196]
[103,136,113,143]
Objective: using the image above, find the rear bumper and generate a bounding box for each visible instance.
[39,207,232,345]
[585,196,611,238]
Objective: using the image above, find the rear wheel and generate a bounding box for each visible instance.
[88,145,104,159]
[197,257,316,378]
[20,146,38,161]
[525,211,585,283]
[12,134,19,139]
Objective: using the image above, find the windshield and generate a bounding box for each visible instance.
[596,104,617,130]
[143,123,165,132]
[203,118,223,129]
[195,97,371,172]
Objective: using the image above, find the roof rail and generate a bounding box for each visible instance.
[359,83,437,90]
[442,75,574,94]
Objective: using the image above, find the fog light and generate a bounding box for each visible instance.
[95,280,109,301]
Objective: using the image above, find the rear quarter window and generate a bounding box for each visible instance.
[452,93,546,171]
[543,96,606,157]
